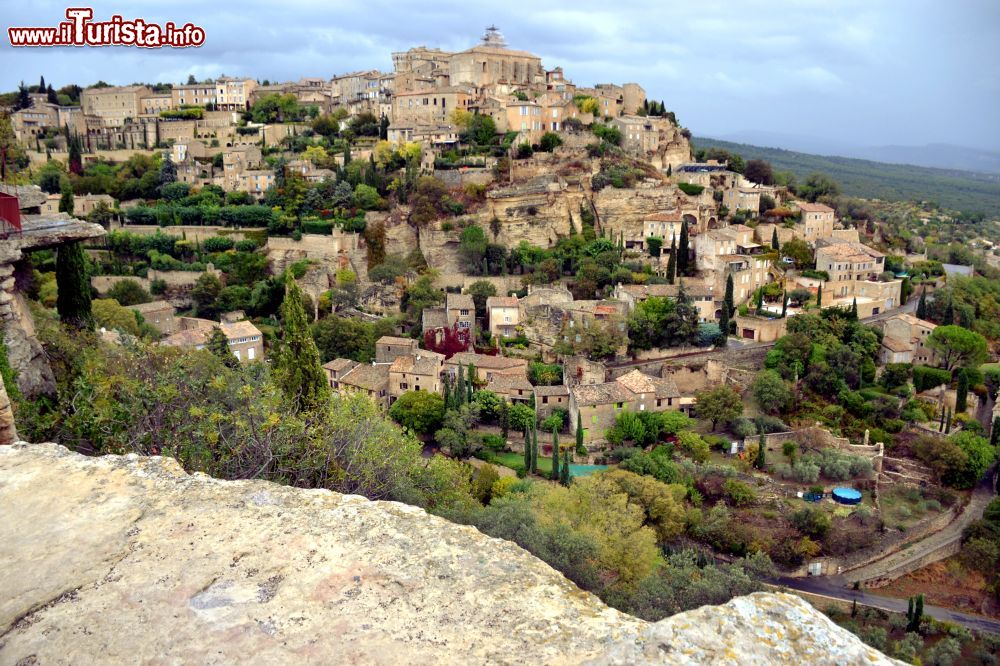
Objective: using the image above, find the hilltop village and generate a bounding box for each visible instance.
[1,27,999,662]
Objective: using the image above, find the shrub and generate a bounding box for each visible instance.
[677,182,704,196]
[481,434,505,452]
[913,365,952,392]
[723,479,756,506]
[202,236,236,253]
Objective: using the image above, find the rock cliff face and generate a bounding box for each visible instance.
[0,443,898,665]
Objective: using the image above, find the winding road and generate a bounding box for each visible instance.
[771,576,1000,635]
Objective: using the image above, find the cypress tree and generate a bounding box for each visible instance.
[68,135,82,175]
[720,273,734,338]
[771,227,780,250]
[208,326,239,368]
[273,275,330,413]
[499,400,510,439]
[560,448,571,485]
[942,301,954,325]
[945,408,953,434]
[912,595,924,631]
[530,425,538,474]
[906,597,914,627]
[780,290,787,318]
[755,431,766,470]
[551,427,560,481]
[39,75,45,92]
[523,427,531,470]
[343,144,352,165]
[939,404,946,432]
[666,235,677,284]
[467,363,476,403]
[55,241,92,328]
[443,373,452,409]
[576,413,585,455]
[456,365,467,405]
[755,287,764,312]
[955,371,969,413]
[916,288,927,319]
[850,297,858,319]
[990,415,1000,448]
[678,222,690,276]
[816,283,823,308]
[58,182,74,215]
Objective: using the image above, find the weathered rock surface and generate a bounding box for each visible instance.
[0,443,899,665]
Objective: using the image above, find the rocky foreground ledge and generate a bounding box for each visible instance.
[0,444,898,664]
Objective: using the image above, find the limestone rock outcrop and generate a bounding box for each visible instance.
[0,443,898,665]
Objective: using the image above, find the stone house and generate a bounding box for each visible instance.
[722,187,761,213]
[877,313,937,366]
[446,293,476,335]
[389,350,445,401]
[171,84,217,108]
[42,193,115,218]
[127,301,176,335]
[80,85,151,126]
[485,374,534,403]
[322,358,358,389]
[375,336,420,364]
[796,202,836,243]
[612,281,717,323]
[336,363,391,409]
[444,352,528,384]
[534,384,570,418]
[160,317,263,363]
[733,314,787,342]
[214,77,256,111]
[394,86,475,125]
[814,240,900,315]
[568,369,683,446]
[486,295,519,338]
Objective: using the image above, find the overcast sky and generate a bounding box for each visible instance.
[3,0,999,149]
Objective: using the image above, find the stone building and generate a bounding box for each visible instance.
[447,27,544,88]
[534,384,570,419]
[80,85,152,126]
[796,202,836,243]
[389,350,445,401]
[446,293,476,336]
[877,313,937,365]
[375,336,420,364]
[734,314,787,342]
[486,295,519,338]
[322,358,358,389]
[444,352,528,384]
[336,363,391,409]
[814,240,900,315]
[394,86,475,125]
[127,301,176,335]
[160,318,263,363]
[568,369,683,446]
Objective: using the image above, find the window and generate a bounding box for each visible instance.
[460,309,469,316]
[400,382,408,390]
[591,415,598,424]
[248,347,255,360]
[542,396,549,404]
[616,402,624,409]
[233,349,241,361]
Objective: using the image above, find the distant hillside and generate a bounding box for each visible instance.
[693,137,1000,216]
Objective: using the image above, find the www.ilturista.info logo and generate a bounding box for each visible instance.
[7,8,205,48]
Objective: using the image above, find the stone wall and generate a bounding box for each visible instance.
[0,443,897,665]
[109,223,266,243]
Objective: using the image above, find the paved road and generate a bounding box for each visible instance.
[844,476,997,584]
[772,575,1000,634]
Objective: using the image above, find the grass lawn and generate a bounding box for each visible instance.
[493,452,552,474]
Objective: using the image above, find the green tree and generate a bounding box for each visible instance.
[58,182,74,215]
[719,273,734,342]
[530,425,538,474]
[273,276,330,412]
[647,236,663,258]
[207,326,239,368]
[695,385,743,430]
[190,272,223,318]
[755,431,766,470]
[92,298,142,336]
[560,447,571,485]
[55,241,92,328]
[771,227,779,251]
[576,413,586,455]
[782,238,813,269]
[389,391,446,435]
[677,222,690,276]
[955,370,969,413]
[916,288,927,319]
[925,325,988,372]
[467,280,497,319]
[752,370,791,414]
[106,278,151,307]
[797,173,839,202]
[665,236,677,284]
[551,427,561,481]
[816,283,823,308]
